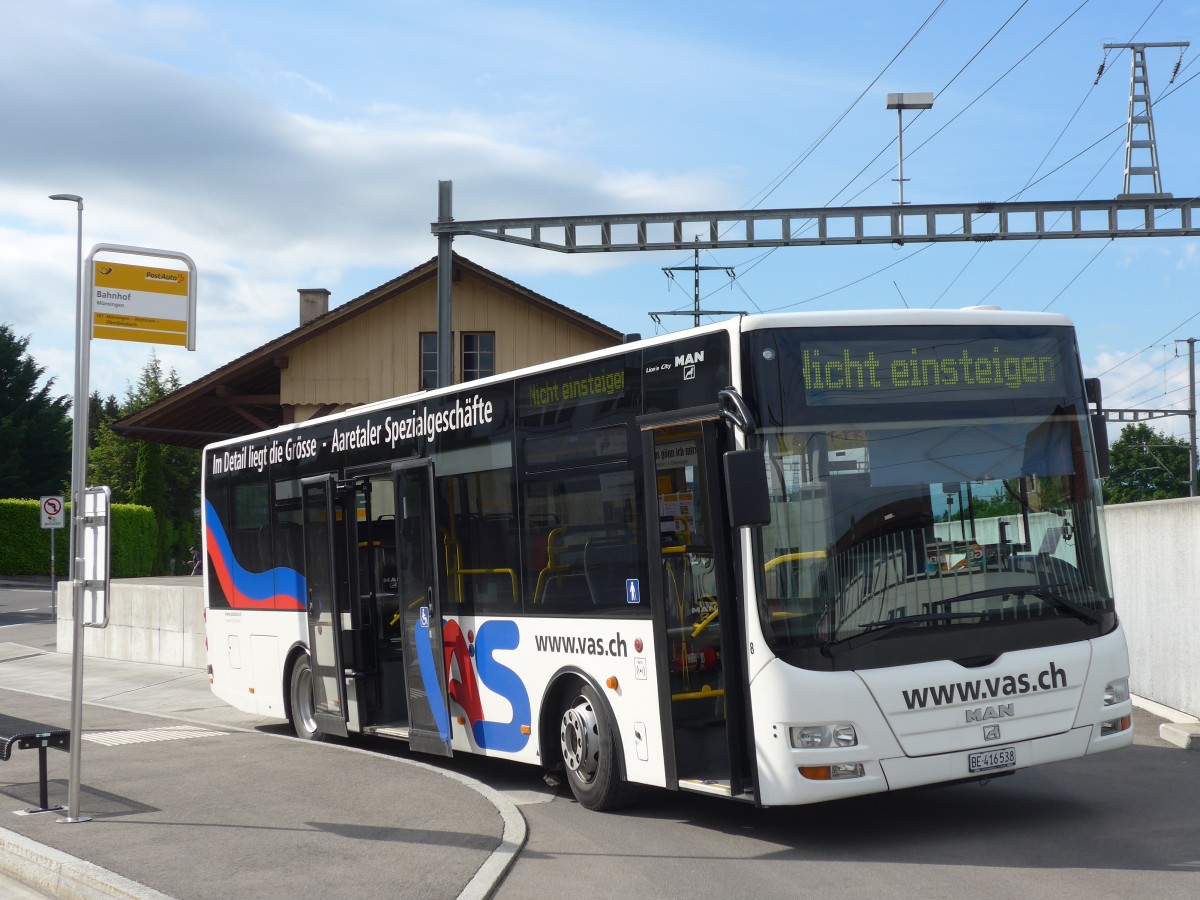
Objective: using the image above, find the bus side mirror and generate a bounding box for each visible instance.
[1091,413,1111,477]
[1084,379,1111,478]
[724,449,771,527]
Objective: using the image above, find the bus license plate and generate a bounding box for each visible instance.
[969,747,1016,773]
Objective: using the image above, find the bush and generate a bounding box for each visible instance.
[0,498,158,577]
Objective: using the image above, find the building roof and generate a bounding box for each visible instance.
[112,253,622,450]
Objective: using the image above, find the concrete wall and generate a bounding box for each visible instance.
[1103,496,1200,719]
[56,576,206,669]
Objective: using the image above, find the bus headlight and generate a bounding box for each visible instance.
[789,723,858,749]
[1103,678,1129,706]
[1100,678,1132,735]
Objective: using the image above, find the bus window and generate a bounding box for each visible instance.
[232,479,270,578]
[523,468,644,615]
[432,441,519,614]
[436,468,519,613]
[272,501,304,608]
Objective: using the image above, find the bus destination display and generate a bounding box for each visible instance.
[801,335,1068,406]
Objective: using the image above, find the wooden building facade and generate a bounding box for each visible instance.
[115,254,624,450]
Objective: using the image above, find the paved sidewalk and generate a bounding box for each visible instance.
[0,641,524,899]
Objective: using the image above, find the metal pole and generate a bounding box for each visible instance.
[49,193,91,824]
[1189,338,1197,497]
[896,110,905,241]
[50,528,56,618]
[692,244,700,327]
[436,181,454,389]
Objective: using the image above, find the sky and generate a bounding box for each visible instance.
[3,0,1199,443]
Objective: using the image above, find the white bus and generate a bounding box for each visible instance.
[201,309,1132,809]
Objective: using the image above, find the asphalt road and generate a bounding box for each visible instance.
[0,583,57,625]
[1,584,1196,899]
[422,704,1192,900]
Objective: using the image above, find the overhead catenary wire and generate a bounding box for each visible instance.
[842,0,1095,208]
[962,0,1168,305]
[741,0,950,214]
[740,1,1101,311]
[662,2,1196,326]
[656,0,952,318]
[776,40,1199,316]
[1096,310,1200,379]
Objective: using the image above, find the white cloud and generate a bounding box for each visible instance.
[1178,242,1198,270]
[0,3,745,400]
[275,71,335,102]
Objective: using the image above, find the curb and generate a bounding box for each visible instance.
[0,826,172,900]
[1131,694,1200,725]
[327,739,529,900]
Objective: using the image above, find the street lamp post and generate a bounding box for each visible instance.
[49,192,91,824]
[886,92,934,242]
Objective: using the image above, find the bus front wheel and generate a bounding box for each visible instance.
[558,682,637,811]
[289,654,326,742]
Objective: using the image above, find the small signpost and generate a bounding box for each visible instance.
[40,496,65,615]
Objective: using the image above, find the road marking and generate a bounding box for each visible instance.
[82,725,227,746]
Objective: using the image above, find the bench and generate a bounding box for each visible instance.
[0,714,71,815]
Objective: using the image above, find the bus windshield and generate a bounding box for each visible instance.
[745,324,1116,671]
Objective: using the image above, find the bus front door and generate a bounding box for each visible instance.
[300,474,350,738]
[642,418,752,796]
[392,460,453,757]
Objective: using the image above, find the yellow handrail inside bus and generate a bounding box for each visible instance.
[443,531,518,604]
[672,685,725,702]
[690,605,719,639]
[764,550,827,572]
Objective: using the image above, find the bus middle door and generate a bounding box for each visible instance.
[392,460,453,757]
[300,474,351,739]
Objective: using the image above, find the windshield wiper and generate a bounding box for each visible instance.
[822,611,984,657]
[821,583,1103,658]
[930,583,1103,626]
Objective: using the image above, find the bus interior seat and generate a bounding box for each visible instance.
[274,522,303,572]
[539,574,593,612]
[584,538,636,607]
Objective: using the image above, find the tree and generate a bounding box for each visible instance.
[89,352,200,572]
[1103,422,1193,504]
[0,324,72,499]
[88,391,119,449]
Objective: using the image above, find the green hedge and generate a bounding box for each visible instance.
[0,499,158,578]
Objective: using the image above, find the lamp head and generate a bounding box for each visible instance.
[886,92,935,110]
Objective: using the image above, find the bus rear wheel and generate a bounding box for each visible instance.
[558,682,637,811]
[289,653,326,742]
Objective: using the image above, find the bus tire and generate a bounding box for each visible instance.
[288,653,326,742]
[558,681,638,811]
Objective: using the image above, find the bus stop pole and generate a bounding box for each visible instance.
[51,193,92,824]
